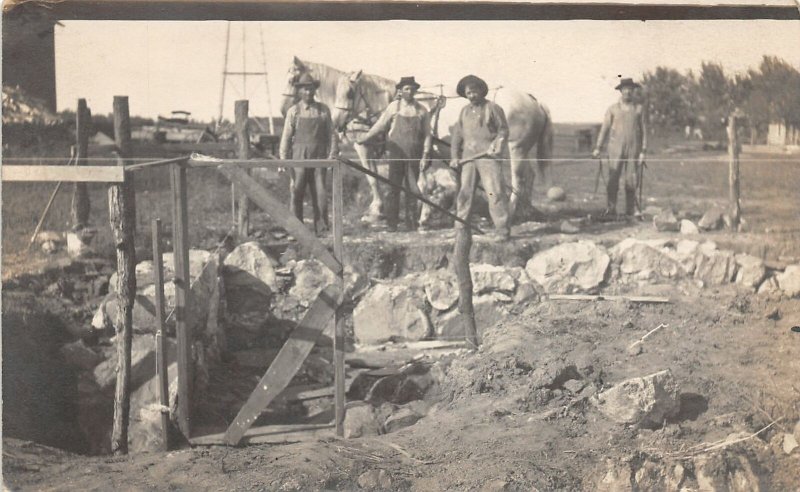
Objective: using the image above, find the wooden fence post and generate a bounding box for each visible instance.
[152,218,171,451]
[109,96,136,455]
[171,162,192,439]
[727,112,741,231]
[454,228,479,348]
[236,100,250,237]
[72,98,91,229]
[332,161,346,436]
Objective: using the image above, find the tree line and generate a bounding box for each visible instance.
[641,55,800,142]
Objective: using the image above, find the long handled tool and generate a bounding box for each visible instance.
[593,156,607,195]
[636,157,647,214]
[337,156,485,235]
[27,146,76,252]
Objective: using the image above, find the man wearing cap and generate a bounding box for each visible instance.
[592,78,648,217]
[357,76,433,232]
[450,74,511,242]
[280,72,339,235]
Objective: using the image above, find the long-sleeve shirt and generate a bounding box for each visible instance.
[450,100,509,160]
[279,101,338,160]
[360,99,433,155]
[595,101,647,158]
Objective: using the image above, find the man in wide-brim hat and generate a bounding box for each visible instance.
[450,74,511,242]
[592,77,647,217]
[279,71,338,235]
[357,76,433,232]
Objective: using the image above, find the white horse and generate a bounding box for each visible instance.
[281,57,401,223]
[332,73,555,223]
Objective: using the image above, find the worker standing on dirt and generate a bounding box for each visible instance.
[280,72,339,236]
[450,74,511,242]
[357,76,433,232]
[592,78,648,217]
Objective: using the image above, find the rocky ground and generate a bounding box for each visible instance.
[3,147,800,490]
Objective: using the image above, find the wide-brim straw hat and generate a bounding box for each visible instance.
[615,78,641,90]
[456,74,489,98]
[294,72,320,88]
[396,76,421,90]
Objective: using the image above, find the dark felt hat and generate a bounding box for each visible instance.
[456,74,489,98]
[615,78,641,90]
[294,72,320,88]
[396,76,421,90]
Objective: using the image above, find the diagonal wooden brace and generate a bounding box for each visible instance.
[218,165,342,275]
[223,284,342,446]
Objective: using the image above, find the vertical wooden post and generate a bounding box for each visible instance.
[171,162,192,439]
[332,161,346,437]
[109,96,136,455]
[152,218,171,451]
[72,98,91,229]
[727,112,741,231]
[454,228,479,348]
[235,100,250,237]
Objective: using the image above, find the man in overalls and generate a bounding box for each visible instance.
[279,72,339,235]
[358,76,433,232]
[450,74,511,242]
[592,78,648,217]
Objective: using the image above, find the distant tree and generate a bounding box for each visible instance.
[754,56,800,127]
[641,67,695,133]
[696,62,733,140]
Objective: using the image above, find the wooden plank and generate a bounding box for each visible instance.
[455,228,480,348]
[171,163,193,439]
[109,96,136,456]
[548,294,671,303]
[192,423,334,446]
[223,284,341,446]
[2,165,125,183]
[188,158,335,169]
[331,161,346,437]
[157,142,236,153]
[71,98,91,228]
[151,218,171,451]
[219,165,342,275]
[235,100,251,237]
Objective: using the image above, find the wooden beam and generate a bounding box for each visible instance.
[235,100,251,237]
[2,165,125,183]
[223,284,341,446]
[331,161,346,437]
[188,158,335,169]
[109,96,136,456]
[71,98,91,228]
[548,294,671,303]
[151,218,172,451]
[454,228,480,348]
[218,165,342,275]
[727,112,742,231]
[171,163,193,439]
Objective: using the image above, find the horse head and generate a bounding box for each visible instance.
[331,69,364,132]
[279,56,306,117]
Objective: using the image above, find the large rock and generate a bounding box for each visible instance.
[698,205,725,230]
[546,186,566,202]
[223,241,278,294]
[344,402,381,438]
[616,242,685,280]
[354,283,430,344]
[424,272,459,311]
[434,295,506,341]
[680,219,700,235]
[776,264,800,298]
[653,209,680,232]
[595,369,680,428]
[357,469,393,490]
[383,406,423,433]
[93,335,177,392]
[694,250,737,285]
[695,454,761,491]
[60,340,104,370]
[418,165,458,227]
[290,259,338,307]
[471,264,516,294]
[526,241,610,294]
[758,275,780,295]
[735,254,767,290]
[128,361,178,453]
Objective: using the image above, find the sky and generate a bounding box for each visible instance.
[55,20,800,124]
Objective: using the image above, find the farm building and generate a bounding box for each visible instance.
[552,122,601,155]
[2,6,59,113]
[767,121,800,146]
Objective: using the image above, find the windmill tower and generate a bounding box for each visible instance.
[217,22,276,134]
